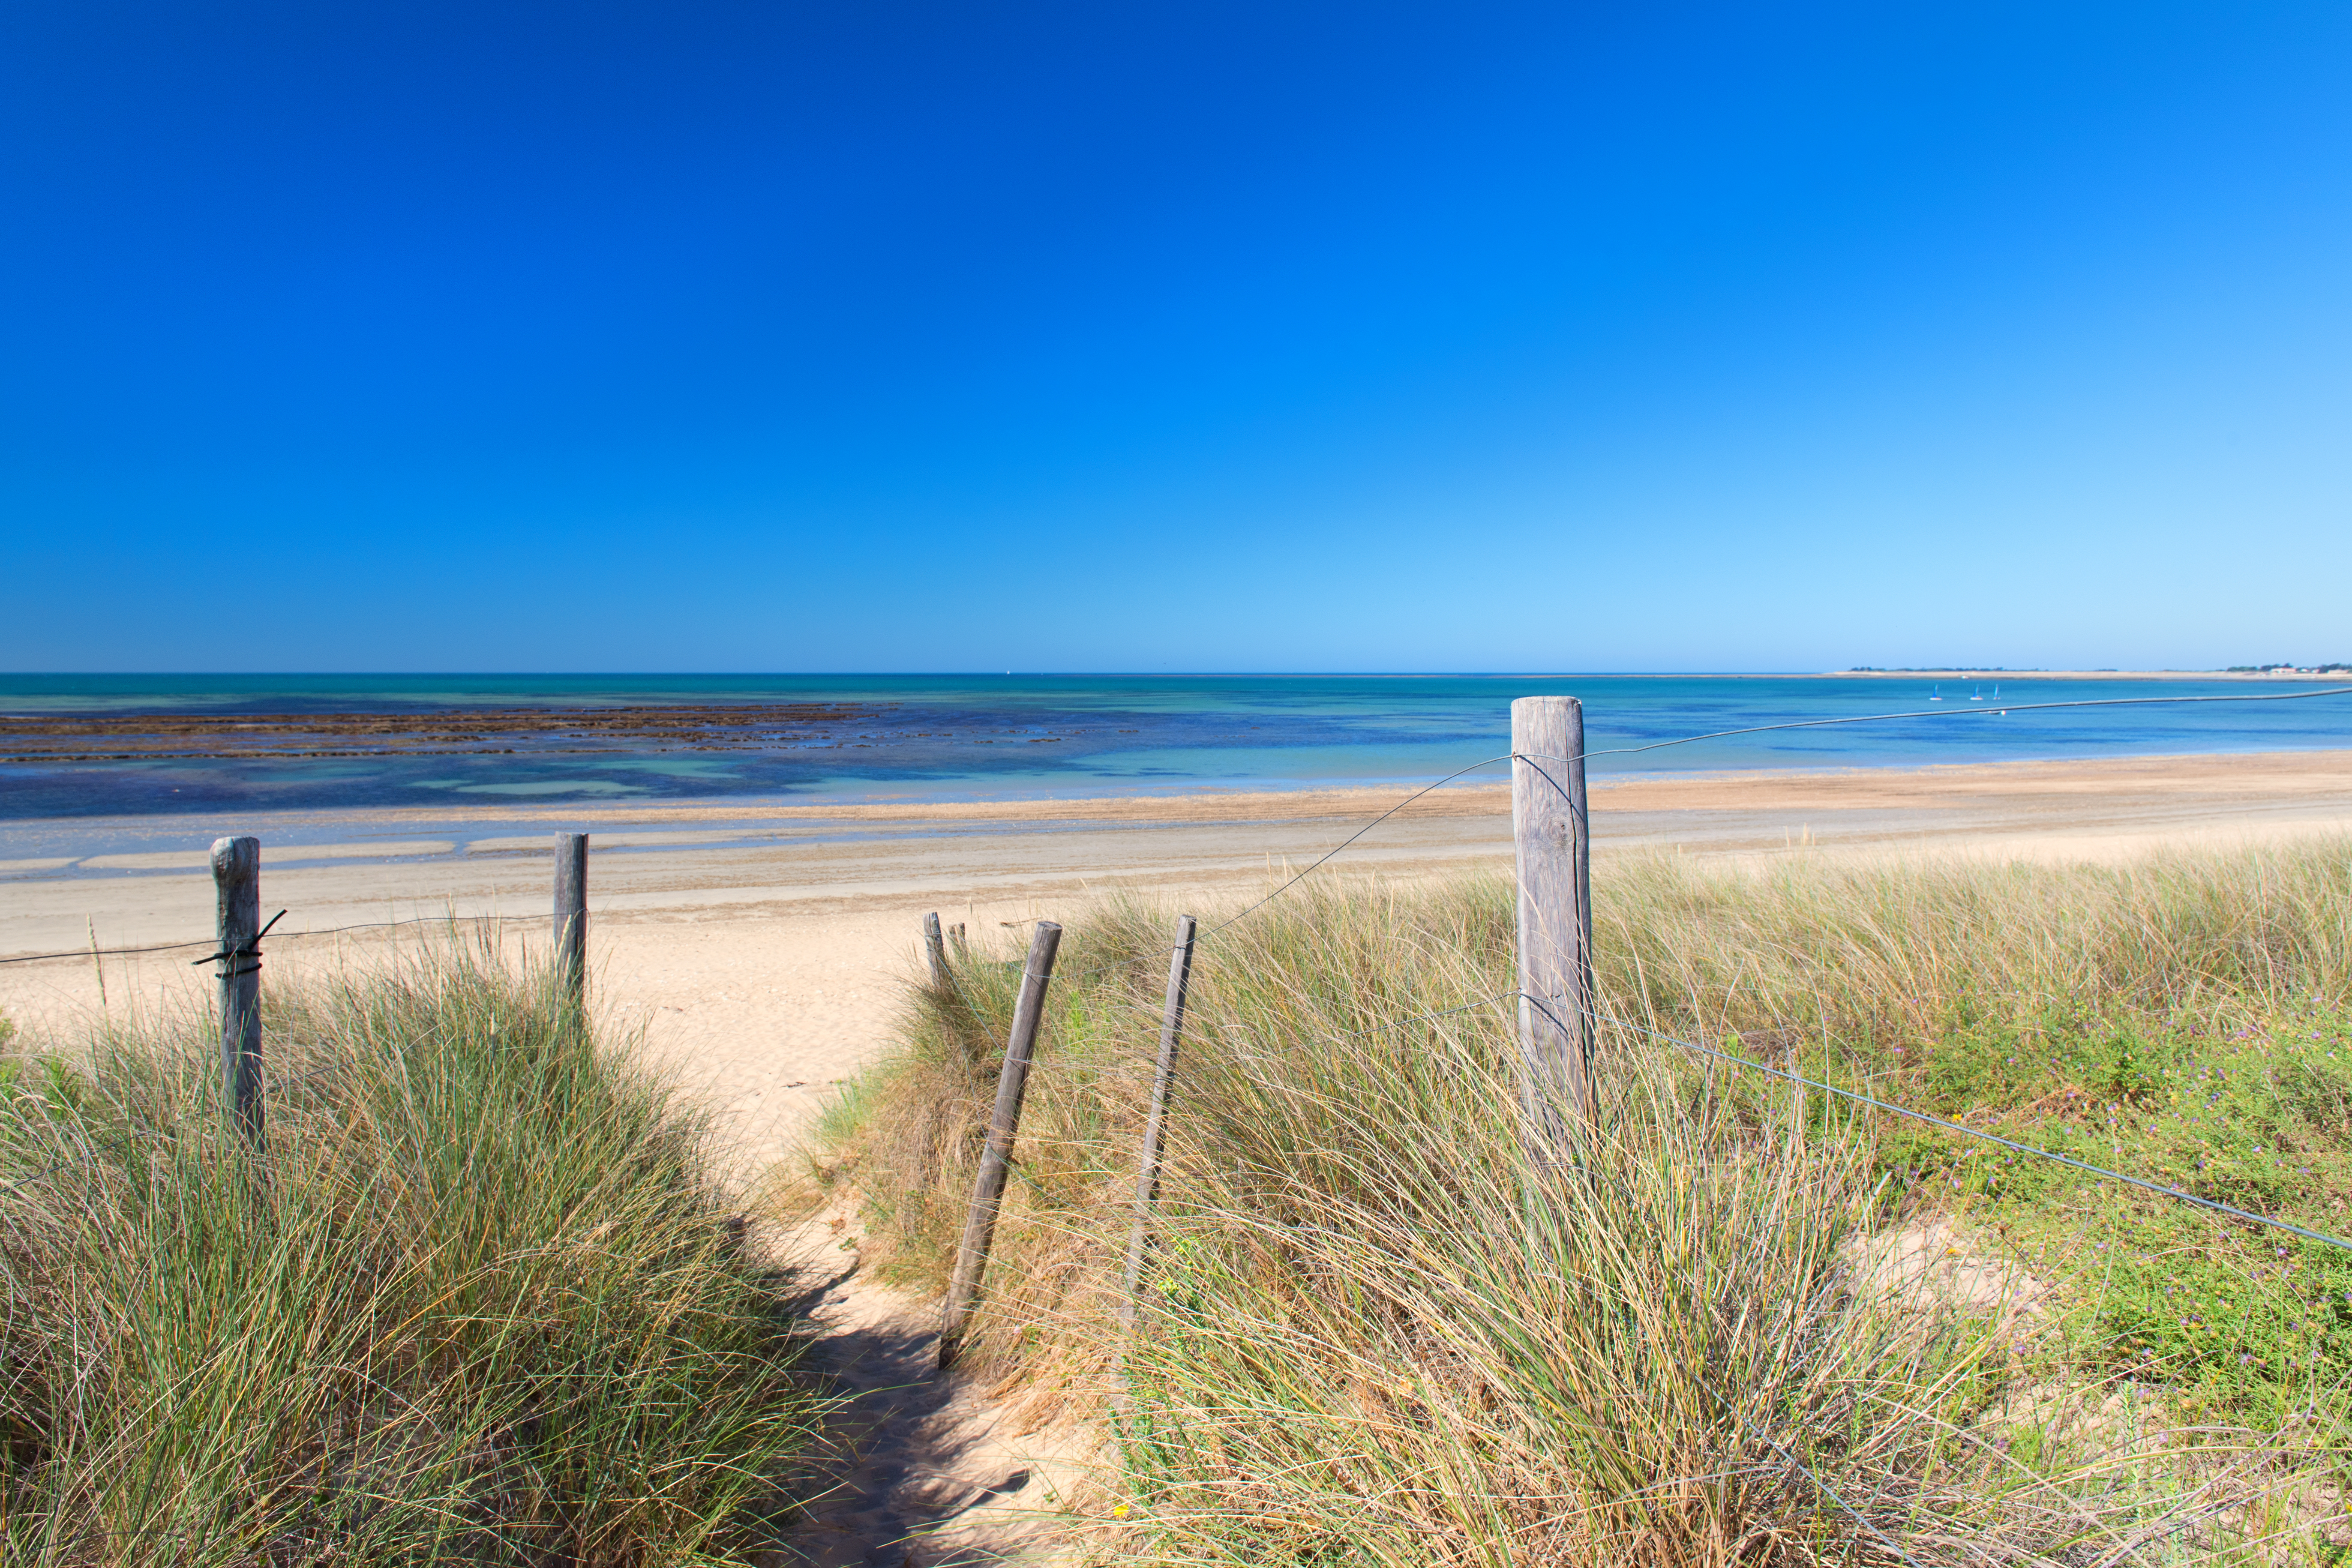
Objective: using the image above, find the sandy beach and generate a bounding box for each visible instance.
[1827,669,2349,681]
[4,747,2349,1176]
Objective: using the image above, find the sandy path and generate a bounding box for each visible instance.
[769,1215,1096,1568]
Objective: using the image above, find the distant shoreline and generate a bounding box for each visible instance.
[1825,669,2347,681]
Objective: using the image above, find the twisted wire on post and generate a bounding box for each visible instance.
[192,908,286,974]
[2,911,509,966]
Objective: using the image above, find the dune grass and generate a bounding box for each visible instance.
[0,934,817,1565]
[817,837,2352,1563]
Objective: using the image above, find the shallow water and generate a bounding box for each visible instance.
[2,672,2346,823]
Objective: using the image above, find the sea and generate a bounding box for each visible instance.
[5,672,2348,818]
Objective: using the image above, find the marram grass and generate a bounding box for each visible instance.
[817,837,2352,1564]
[0,933,818,1566]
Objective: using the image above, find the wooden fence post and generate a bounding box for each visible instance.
[1512,696,1596,1163]
[1120,914,1198,1329]
[939,920,1063,1369]
[554,833,588,1008]
[211,836,264,1145]
[924,911,950,990]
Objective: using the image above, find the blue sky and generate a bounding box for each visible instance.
[3,1,2347,673]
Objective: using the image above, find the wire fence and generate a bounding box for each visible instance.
[10,686,2341,1561]
[1529,995,2352,1256]
[1069,680,2352,982]
[1023,682,2352,1278]
[1063,689,2350,1562]
[8,682,2349,1257]
[1068,966,2352,1258]
[0,912,523,967]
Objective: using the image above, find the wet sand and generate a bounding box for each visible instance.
[3,748,2349,1175]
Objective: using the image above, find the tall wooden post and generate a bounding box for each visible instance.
[1120,914,1199,1328]
[924,911,951,990]
[554,833,588,1008]
[939,920,1063,1369]
[1512,697,1596,1161]
[211,836,264,1145]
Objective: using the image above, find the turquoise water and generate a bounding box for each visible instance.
[2,672,2347,822]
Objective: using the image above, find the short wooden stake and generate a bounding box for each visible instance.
[939,920,1063,1369]
[211,836,264,1145]
[924,911,951,989]
[86,917,107,1012]
[1512,696,1597,1163]
[554,833,589,1008]
[1120,914,1198,1329]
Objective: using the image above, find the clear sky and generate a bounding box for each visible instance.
[3,2,2347,674]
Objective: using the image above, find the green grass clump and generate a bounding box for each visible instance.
[1858,1010,2352,1433]
[0,936,817,1565]
[819,837,2352,1563]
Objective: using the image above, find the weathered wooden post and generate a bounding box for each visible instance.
[1512,696,1596,1162]
[924,911,951,990]
[211,836,264,1145]
[554,832,588,1008]
[1120,914,1198,1328]
[939,920,1063,1369]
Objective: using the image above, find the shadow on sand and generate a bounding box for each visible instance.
[768,1261,1068,1568]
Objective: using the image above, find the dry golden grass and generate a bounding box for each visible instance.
[818,838,2352,1563]
[0,933,819,1566]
